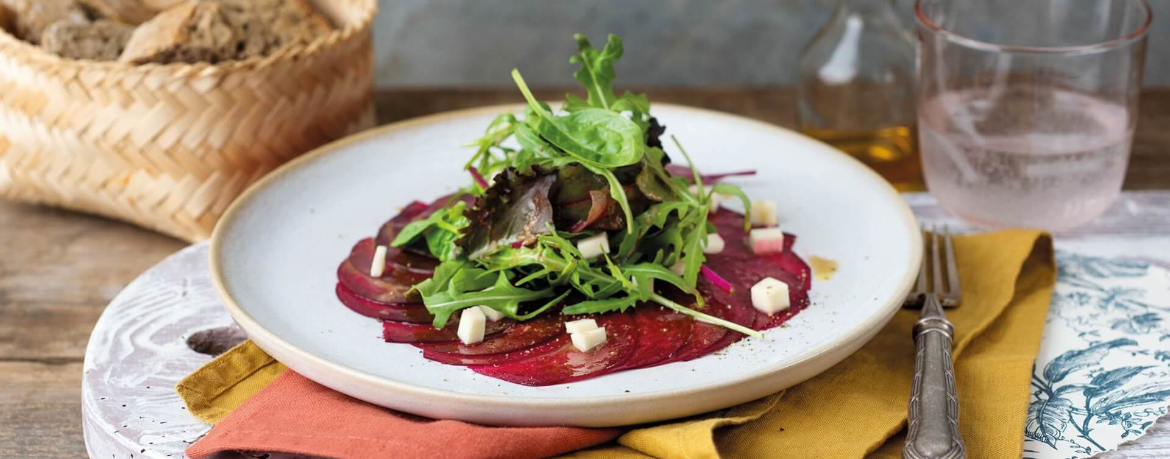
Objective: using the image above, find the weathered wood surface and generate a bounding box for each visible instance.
[1,88,1168,458]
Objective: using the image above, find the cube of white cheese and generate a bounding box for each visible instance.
[689,185,721,212]
[565,318,599,334]
[477,305,505,322]
[577,232,610,260]
[750,277,791,315]
[571,327,608,352]
[750,200,778,227]
[749,228,786,255]
[670,260,687,276]
[703,233,726,254]
[457,307,487,345]
[370,245,388,277]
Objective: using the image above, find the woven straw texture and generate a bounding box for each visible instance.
[0,0,377,242]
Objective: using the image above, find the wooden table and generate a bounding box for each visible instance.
[1,88,1168,458]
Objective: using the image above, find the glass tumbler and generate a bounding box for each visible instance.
[915,0,1152,231]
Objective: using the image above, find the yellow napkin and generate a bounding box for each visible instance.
[176,341,286,424]
[179,230,1055,458]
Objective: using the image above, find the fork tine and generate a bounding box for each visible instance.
[915,228,928,294]
[931,226,944,295]
[944,226,962,304]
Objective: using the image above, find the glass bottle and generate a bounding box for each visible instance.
[796,0,922,191]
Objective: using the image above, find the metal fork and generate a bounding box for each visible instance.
[903,227,966,459]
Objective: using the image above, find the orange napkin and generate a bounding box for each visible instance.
[185,370,621,459]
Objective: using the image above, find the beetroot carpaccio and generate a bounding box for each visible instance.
[335,199,813,386]
[332,33,815,386]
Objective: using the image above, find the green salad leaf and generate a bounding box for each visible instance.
[390,33,764,338]
[568,33,622,111]
[565,34,653,131]
[392,201,469,261]
[422,269,565,328]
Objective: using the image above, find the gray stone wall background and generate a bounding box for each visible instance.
[370,0,1168,88]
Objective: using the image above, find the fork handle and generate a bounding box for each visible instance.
[904,296,966,459]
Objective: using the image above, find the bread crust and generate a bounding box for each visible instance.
[78,0,155,25]
[217,0,332,59]
[118,1,236,64]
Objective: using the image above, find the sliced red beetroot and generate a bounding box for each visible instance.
[373,200,435,247]
[372,196,471,277]
[753,285,811,330]
[699,296,758,355]
[421,334,570,366]
[415,312,565,356]
[382,316,514,343]
[335,283,432,323]
[337,239,423,304]
[659,303,739,363]
[610,305,693,371]
[349,238,433,286]
[470,312,637,386]
[703,210,812,332]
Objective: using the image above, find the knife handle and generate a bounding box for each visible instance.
[904,295,966,459]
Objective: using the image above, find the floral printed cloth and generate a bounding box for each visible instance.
[1026,252,1170,458]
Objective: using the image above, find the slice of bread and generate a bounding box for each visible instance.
[217,0,332,59]
[0,0,90,44]
[41,19,133,61]
[119,1,236,64]
[78,0,155,25]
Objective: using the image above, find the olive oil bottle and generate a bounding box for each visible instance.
[797,0,923,191]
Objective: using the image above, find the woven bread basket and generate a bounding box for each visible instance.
[0,0,377,242]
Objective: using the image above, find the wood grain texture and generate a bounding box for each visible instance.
[0,362,86,459]
[0,88,1168,458]
[0,201,185,361]
[81,244,235,459]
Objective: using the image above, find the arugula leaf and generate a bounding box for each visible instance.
[450,266,498,292]
[568,33,622,110]
[562,294,639,315]
[566,34,652,131]
[514,70,643,168]
[611,92,649,115]
[711,182,753,232]
[671,136,705,197]
[426,228,460,262]
[616,201,690,260]
[680,206,710,287]
[392,201,469,261]
[463,113,518,174]
[413,260,467,297]
[423,271,558,328]
[650,293,762,338]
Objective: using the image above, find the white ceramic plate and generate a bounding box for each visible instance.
[210,104,920,427]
